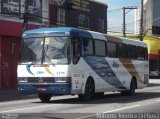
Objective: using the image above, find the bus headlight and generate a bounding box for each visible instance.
[18,78,28,83]
[55,77,71,83]
[55,77,66,83]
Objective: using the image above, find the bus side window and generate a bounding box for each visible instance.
[118,43,127,58]
[144,48,148,61]
[127,45,137,60]
[72,37,81,64]
[137,46,144,60]
[107,42,117,58]
[94,39,106,57]
[83,38,94,56]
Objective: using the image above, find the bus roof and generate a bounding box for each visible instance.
[87,30,147,47]
[24,27,85,34]
[23,27,147,47]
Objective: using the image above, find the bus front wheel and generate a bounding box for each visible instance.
[38,94,52,103]
[78,78,95,101]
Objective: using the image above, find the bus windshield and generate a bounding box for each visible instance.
[20,37,70,65]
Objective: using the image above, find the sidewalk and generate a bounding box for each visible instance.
[0,79,160,102]
[0,89,37,102]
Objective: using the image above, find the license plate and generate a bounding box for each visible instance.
[37,87,47,91]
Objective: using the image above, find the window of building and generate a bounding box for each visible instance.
[1,0,20,14]
[57,8,65,23]
[127,45,137,59]
[98,19,105,32]
[152,26,160,35]
[79,14,84,26]
[107,42,117,58]
[118,43,127,58]
[78,14,89,28]
[83,38,93,56]
[95,40,106,57]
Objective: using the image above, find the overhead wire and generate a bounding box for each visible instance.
[107,1,141,34]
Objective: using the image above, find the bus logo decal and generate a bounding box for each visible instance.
[112,61,119,68]
[26,65,34,75]
[84,57,126,89]
[38,77,44,83]
[37,71,45,75]
[120,59,144,84]
[45,66,54,75]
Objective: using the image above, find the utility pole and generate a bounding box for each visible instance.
[23,0,29,33]
[140,0,144,41]
[123,7,126,37]
[123,6,137,37]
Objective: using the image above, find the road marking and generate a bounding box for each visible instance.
[156,100,160,102]
[0,104,61,113]
[0,99,39,106]
[76,105,140,119]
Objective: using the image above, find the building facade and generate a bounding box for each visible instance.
[0,0,49,89]
[50,0,108,33]
[0,0,107,89]
[135,0,160,36]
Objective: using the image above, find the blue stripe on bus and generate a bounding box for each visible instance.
[18,84,71,95]
[83,57,126,89]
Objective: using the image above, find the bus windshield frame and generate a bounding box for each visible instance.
[20,36,71,65]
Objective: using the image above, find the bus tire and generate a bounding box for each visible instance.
[38,94,52,103]
[78,78,95,101]
[121,78,136,96]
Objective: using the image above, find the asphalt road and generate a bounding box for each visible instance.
[0,80,160,119]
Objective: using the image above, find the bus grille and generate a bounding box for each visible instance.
[28,78,55,83]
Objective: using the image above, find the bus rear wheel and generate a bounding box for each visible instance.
[38,94,52,103]
[121,79,136,96]
[78,78,95,101]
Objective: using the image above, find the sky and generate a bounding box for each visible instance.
[97,0,141,34]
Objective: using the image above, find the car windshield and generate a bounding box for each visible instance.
[20,37,70,65]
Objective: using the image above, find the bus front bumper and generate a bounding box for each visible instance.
[18,83,71,95]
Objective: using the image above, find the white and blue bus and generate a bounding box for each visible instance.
[17,27,149,102]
